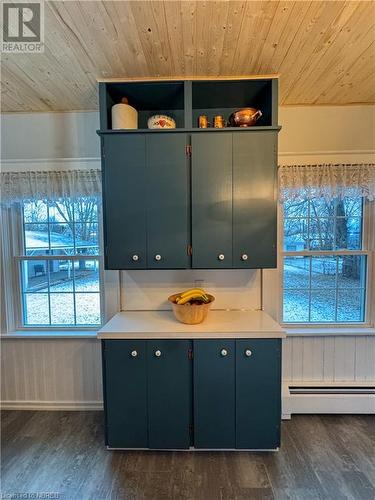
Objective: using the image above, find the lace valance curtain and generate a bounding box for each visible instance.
[0,169,102,205]
[278,163,375,202]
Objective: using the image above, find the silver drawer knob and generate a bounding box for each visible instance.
[245,349,252,357]
[218,254,225,261]
[131,350,138,357]
[221,348,228,357]
[155,254,162,261]
[241,254,248,261]
[132,254,139,262]
[155,350,162,357]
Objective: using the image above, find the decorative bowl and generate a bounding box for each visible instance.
[168,293,215,325]
[148,115,176,129]
[228,108,262,127]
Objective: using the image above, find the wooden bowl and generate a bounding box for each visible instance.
[168,293,215,325]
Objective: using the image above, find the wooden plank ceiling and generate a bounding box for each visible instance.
[1,0,374,112]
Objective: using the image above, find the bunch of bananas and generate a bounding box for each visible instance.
[174,288,210,305]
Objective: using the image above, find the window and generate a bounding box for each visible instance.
[18,196,102,327]
[282,194,370,324]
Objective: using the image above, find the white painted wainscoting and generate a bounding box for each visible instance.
[1,338,102,410]
[2,335,374,412]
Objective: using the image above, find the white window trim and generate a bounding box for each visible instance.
[277,199,375,329]
[3,201,106,333]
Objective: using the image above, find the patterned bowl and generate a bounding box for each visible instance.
[148,115,176,129]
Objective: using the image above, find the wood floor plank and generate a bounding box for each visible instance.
[1,411,375,500]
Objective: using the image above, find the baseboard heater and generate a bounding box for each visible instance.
[289,386,375,395]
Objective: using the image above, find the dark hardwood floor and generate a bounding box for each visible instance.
[1,411,374,500]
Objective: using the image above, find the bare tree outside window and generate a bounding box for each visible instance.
[283,195,367,323]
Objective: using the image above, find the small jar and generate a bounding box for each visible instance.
[213,115,225,128]
[198,115,209,128]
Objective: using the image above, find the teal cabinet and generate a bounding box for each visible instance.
[102,338,282,450]
[147,340,191,449]
[191,133,233,268]
[191,131,277,269]
[236,339,281,449]
[103,340,148,448]
[102,130,277,270]
[99,77,279,271]
[233,133,277,268]
[102,339,191,450]
[102,135,147,269]
[146,134,189,269]
[193,340,235,448]
[102,133,189,269]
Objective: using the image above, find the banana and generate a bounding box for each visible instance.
[179,287,206,299]
[177,291,209,305]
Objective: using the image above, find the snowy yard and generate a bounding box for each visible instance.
[283,260,365,322]
[24,274,100,325]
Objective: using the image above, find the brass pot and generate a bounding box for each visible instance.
[229,108,262,127]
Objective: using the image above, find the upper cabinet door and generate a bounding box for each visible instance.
[146,134,189,269]
[233,132,277,268]
[102,135,147,269]
[191,133,233,268]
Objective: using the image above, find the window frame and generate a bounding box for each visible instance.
[279,198,374,328]
[12,199,105,331]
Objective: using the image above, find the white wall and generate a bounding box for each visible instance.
[1,111,100,160]
[1,105,375,410]
[279,105,375,154]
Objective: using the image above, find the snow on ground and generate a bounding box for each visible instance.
[25,275,100,325]
[283,264,364,322]
[24,266,364,325]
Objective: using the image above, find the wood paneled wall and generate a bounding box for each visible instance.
[1,339,102,409]
[1,336,374,409]
[283,336,375,383]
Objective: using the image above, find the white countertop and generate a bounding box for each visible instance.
[97,310,286,339]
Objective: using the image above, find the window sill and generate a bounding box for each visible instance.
[285,326,375,337]
[1,330,99,339]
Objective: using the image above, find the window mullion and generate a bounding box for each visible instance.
[308,256,312,322]
[72,259,77,326]
[46,258,52,325]
[334,255,339,322]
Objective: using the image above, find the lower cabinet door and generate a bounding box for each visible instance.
[103,340,148,448]
[193,340,235,448]
[147,340,191,449]
[236,339,281,449]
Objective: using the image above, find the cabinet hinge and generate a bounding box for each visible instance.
[187,245,193,256]
[188,348,193,360]
[185,145,192,157]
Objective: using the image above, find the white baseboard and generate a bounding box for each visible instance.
[282,382,375,419]
[0,400,103,411]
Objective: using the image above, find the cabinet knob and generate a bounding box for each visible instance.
[241,254,248,261]
[245,349,252,357]
[218,254,225,261]
[131,350,138,357]
[221,348,228,357]
[132,254,139,262]
[155,254,162,261]
[155,350,162,357]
